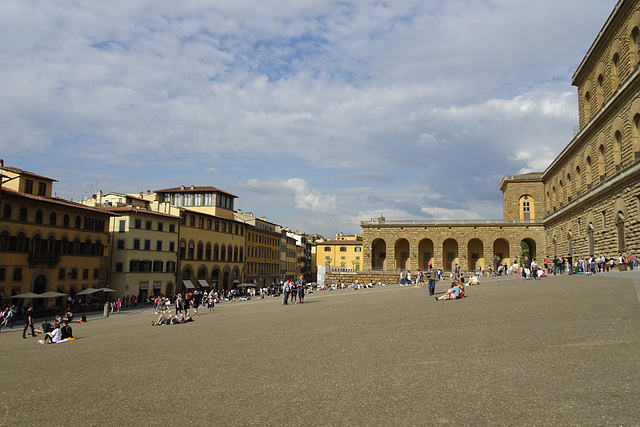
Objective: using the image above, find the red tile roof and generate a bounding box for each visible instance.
[0,166,57,182]
[155,186,237,198]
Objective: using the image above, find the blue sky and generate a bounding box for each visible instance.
[0,0,616,236]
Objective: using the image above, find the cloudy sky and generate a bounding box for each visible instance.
[0,0,617,236]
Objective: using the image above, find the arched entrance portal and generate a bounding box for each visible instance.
[371,239,386,270]
[520,238,537,264]
[467,239,484,271]
[395,239,409,270]
[493,238,510,269]
[418,239,434,269]
[443,238,459,272]
[223,271,230,292]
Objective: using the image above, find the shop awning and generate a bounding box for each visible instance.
[198,280,210,288]
[183,280,195,289]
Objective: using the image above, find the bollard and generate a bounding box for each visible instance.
[103,302,110,318]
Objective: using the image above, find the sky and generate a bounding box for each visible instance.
[0,0,618,237]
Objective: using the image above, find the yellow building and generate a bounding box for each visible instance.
[0,162,113,307]
[81,192,181,300]
[235,210,280,288]
[153,186,246,293]
[316,239,364,271]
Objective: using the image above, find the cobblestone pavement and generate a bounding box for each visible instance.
[2,271,639,426]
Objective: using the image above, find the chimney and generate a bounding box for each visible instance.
[0,159,4,167]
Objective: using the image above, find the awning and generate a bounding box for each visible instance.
[198,280,210,288]
[71,286,81,294]
[139,281,149,290]
[57,287,66,294]
[183,280,195,289]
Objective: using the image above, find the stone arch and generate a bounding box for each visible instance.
[394,238,410,270]
[442,238,459,272]
[371,238,386,270]
[596,60,605,105]
[493,238,510,269]
[418,238,434,269]
[586,154,593,187]
[467,238,484,271]
[519,237,537,264]
[628,12,640,65]
[615,200,627,252]
[597,133,606,180]
[631,98,640,156]
[611,41,621,90]
[223,269,231,292]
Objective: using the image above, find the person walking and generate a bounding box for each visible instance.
[427,264,438,296]
[283,280,290,305]
[22,306,35,339]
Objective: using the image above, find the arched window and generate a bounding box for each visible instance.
[614,130,622,170]
[632,26,640,65]
[95,239,103,256]
[35,209,43,224]
[31,234,43,255]
[49,212,57,226]
[213,243,219,261]
[197,242,204,260]
[220,244,226,261]
[227,245,233,262]
[584,91,591,121]
[16,232,27,252]
[239,246,244,262]
[597,74,604,106]
[234,245,238,262]
[612,52,620,90]
[586,156,593,187]
[2,204,11,220]
[60,237,69,254]
[188,241,195,259]
[598,144,606,180]
[205,243,212,260]
[179,241,186,259]
[19,207,27,222]
[0,230,9,251]
[63,214,70,227]
[74,216,81,229]
[85,239,92,255]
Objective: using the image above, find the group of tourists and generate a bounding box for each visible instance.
[282,277,307,305]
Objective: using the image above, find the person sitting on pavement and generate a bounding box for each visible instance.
[38,323,69,344]
[61,321,73,339]
[35,319,54,336]
[435,280,464,301]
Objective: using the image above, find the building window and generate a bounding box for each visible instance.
[24,179,33,194]
[144,240,151,250]
[340,247,347,252]
[156,240,162,251]
[63,214,70,227]
[58,268,65,280]
[355,247,362,252]
[38,182,46,196]
[129,260,139,272]
[145,220,152,230]
[204,194,212,206]
[133,239,140,250]
[166,261,176,272]
[221,222,227,233]
[119,220,126,233]
[134,219,141,229]
[198,217,204,228]
[194,194,202,206]
[93,269,99,279]
[83,269,89,280]
[115,262,123,273]
[13,268,23,281]
[117,240,125,250]
[169,224,175,233]
[189,216,195,227]
[49,212,57,226]
[169,241,175,252]
[19,207,27,222]
[153,261,163,272]
[207,219,212,229]
[215,220,219,231]
[70,268,78,280]
[2,204,11,220]
[158,222,164,232]
[185,194,192,206]
[35,209,43,224]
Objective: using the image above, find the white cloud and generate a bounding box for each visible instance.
[0,0,617,236]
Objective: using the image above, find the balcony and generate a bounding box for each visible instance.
[28,252,62,266]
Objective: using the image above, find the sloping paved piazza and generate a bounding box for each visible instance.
[2,272,639,426]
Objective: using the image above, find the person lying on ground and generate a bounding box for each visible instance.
[152,314,193,326]
[435,280,464,301]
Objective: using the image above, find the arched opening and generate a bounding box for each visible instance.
[418,238,434,269]
[395,239,410,270]
[614,130,623,171]
[586,156,593,188]
[519,195,534,221]
[442,238,459,272]
[588,223,595,255]
[520,238,537,264]
[371,239,386,270]
[223,270,230,292]
[597,74,604,106]
[612,52,620,90]
[467,238,484,271]
[493,238,510,270]
[584,91,591,121]
[616,212,626,253]
[598,144,605,181]
[33,275,47,309]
